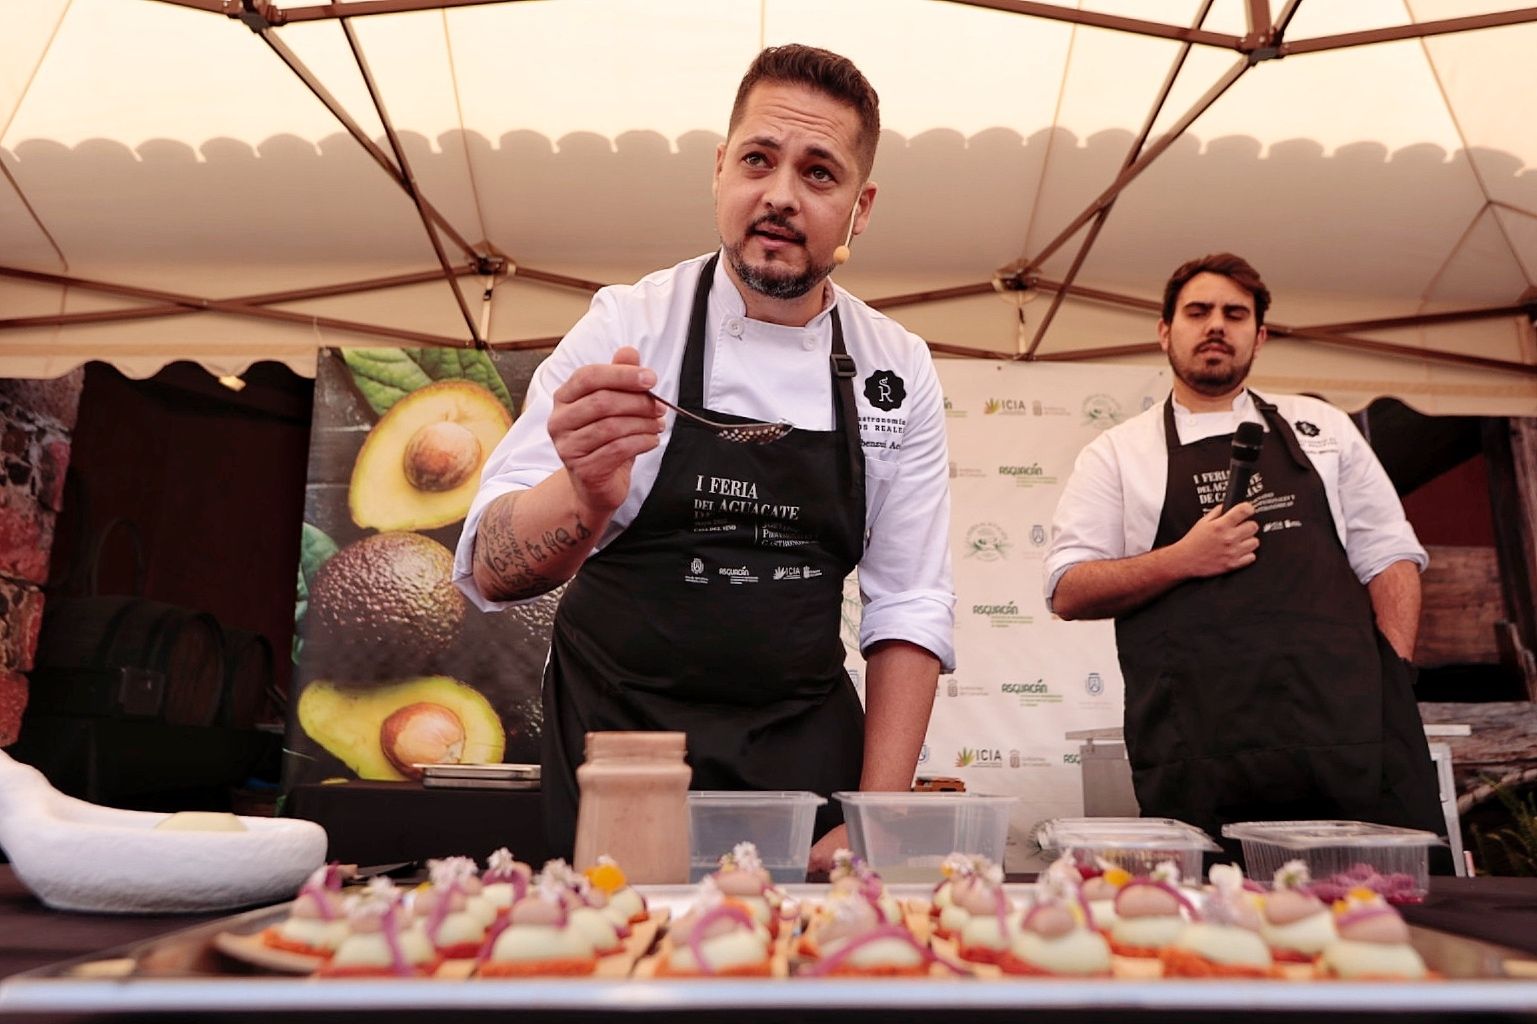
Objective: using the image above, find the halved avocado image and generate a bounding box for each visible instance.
[298,676,506,780]
[308,531,467,663]
[349,379,512,531]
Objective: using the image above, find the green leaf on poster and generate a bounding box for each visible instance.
[412,349,517,415]
[342,348,514,417]
[294,522,339,664]
[342,349,434,416]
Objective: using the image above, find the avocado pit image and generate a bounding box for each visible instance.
[349,380,512,531]
[297,676,505,781]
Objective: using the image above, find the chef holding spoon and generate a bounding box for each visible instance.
[454,44,955,872]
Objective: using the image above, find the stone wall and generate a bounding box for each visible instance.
[0,372,84,745]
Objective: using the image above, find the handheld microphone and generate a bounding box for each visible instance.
[1220,420,1265,512]
[833,202,859,265]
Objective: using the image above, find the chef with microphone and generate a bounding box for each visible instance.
[1044,253,1446,866]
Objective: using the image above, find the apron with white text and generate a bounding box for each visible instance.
[1115,393,1444,858]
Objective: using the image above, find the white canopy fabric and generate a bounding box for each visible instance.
[3,0,1537,414]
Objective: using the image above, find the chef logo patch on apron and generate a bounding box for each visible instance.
[863,369,905,410]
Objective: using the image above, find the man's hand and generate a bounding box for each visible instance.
[808,825,848,875]
[548,346,665,516]
[1053,502,1259,620]
[1173,502,1260,578]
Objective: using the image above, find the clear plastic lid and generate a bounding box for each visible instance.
[833,792,1018,806]
[688,791,827,806]
[1033,816,1221,851]
[1221,820,1445,848]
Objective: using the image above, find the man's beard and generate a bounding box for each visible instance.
[1172,343,1253,396]
[724,217,835,301]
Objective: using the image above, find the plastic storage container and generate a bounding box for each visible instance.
[1033,817,1220,880]
[688,791,826,884]
[835,792,1016,882]
[1221,820,1441,904]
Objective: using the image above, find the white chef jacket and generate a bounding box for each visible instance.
[1043,389,1426,609]
[454,252,957,672]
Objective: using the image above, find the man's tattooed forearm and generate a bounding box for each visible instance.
[473,495,594,600]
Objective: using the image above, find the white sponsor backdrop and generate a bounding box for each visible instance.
[844,360,1170,869]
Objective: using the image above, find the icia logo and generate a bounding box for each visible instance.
[1086,672,1104,696]
[955,747,1002,767]
[983,398,1032,416]
[964,522,1011,561]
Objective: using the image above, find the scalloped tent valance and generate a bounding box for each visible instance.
[3,0,1536,414]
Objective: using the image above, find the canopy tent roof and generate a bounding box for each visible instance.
[4,0,1537,414]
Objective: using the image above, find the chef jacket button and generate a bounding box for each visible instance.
[726,318,744,337]
[801,336,816,351]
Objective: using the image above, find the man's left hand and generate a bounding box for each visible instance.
[808,825,848,875]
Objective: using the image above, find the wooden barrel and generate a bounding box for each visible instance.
[32,596,224,726]
[221,628,276,729]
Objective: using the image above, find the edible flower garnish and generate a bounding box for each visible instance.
[721,841,765,875]
[585,854,628,894]
[1273,859,1311,892]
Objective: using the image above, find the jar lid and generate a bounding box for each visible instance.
[584,730,687,760]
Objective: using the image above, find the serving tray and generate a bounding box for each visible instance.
[3,885,1536,1017]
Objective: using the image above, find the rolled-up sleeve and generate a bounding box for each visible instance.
[1042,435,1129,609]
[1333,411,1428,583]
[856,357,956,672]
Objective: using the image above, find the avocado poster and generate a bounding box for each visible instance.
[286,347,555,787]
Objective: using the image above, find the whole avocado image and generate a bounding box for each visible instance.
[308,531,467,666]
[297,676,505,780]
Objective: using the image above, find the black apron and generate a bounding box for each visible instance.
[1115,392,1445,863]
[541,255,867,858]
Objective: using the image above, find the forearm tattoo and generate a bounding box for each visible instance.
[473,494,594,601]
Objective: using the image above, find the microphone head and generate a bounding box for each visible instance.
[1231,420,1265,463]
[833,244,851,265]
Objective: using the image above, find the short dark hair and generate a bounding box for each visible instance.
[729,44,881,179]
[1162,253,1272,327]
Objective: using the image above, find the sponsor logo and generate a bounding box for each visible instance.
[1001,679,1063,706]
[1063,752,1081,764]
[864,370,906,411]
[772,566,803,581]
[1086,672,1105,697]
[803,566,823,579]
[690,557,704,575]
[954,747,1004,768]
[998,463,1059,488]
[984,397,1070,417]
[718,565,759,585]
[1008,749,1021,768]
[1142,395,1157,411]
[917,743,930,765]
[1029,524,1047,547]
[964,522,1011,561]
[943,675,991,698]
[972,601,1032,628]
[684,557,709,585]
[1294,419,1320,437]
[1082,393,1123,428]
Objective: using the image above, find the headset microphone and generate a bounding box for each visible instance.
[833,202,859,265]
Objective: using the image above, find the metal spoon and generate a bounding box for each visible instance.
[648,391,793,445]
